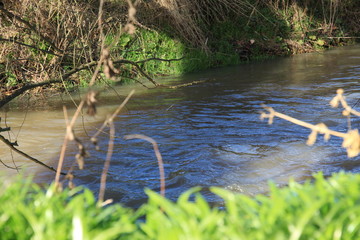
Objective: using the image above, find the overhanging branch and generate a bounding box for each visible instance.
[0,134,66,175]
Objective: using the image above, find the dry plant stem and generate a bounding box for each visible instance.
[0,38,62,57]
[0,158,18,170]
[158,79,213,89]
[55,103,86,187]
[261,105,347,139]
[55,106,71,187]
[0,6,63,54]
[98,120,115,204]
[92,90,135,140]
[124,134,165,197]
[88,0,106,87]
[331,89,360,117]
[261,88,360,158]
[55,0,108,188]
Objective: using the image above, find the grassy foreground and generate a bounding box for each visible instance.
[1,172,360,239]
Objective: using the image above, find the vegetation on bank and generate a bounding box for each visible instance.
[1,2,360,238]
[1,172,360,239]
[0,0,359,99]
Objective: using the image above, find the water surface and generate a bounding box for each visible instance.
[1,46,360,207]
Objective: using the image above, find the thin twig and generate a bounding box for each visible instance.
[98,120,115,204]
[92,90,135,141]
[124,134,165,197]
[135,57,184,64]
[260,105,347,138]
[330,88,360,117]
[0,135,66,174]
[261,89,360,158]
[0,158,19,170]
[0,79,62,108]
[158,79,213,89]
[0,38,63,57]
[0,6,63,54]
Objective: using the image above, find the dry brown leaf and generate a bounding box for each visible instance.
[102,48,120,80]
[86,91,98,116]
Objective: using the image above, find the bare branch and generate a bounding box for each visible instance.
[0,158,19,170]
[158,79,213,89]
[0,127,11,132]
[0,38,63,57]
[92,89,135,142]
[0,134,66,174]
[0,79,62,108]
[135,57,184,64]
[260,105,346,139]
[0,6,63,54]
[260,97,360,158]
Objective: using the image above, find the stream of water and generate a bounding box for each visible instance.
[1,46,360,207]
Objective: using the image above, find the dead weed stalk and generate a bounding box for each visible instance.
[124,134,166,198]
[261,88,360,158]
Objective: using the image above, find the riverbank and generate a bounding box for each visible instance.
[0,0,359,102]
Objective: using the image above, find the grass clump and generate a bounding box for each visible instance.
[0,177,137,240]
[1,172,360,239]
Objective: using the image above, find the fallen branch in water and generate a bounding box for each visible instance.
[158,79,214,89]
[260,89,360,158]
[124,134,166,197]
[0,134,66,175]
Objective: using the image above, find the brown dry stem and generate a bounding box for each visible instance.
[261,93,360,157]
[98,119,115,205]
[124,134,166,197]
[92,89,135,144]
[329,88,360,117]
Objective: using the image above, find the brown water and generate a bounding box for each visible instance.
[1,46,360,207]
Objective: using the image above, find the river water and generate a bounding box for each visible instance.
[1,46,360,207]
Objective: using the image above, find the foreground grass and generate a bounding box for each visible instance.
[1,172,360,239]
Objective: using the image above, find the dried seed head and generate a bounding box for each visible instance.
[342,110,350,116]
[337,88,344,95]
[329,96,339,108]
[86,91,98,116]
[102,48,120,80]
[342,129,360,158]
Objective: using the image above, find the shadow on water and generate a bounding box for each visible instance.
[1,45,360,207]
